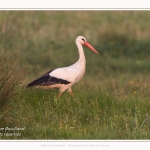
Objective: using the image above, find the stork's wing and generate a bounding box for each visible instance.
[50,67,82,83]
[27,69,71,87]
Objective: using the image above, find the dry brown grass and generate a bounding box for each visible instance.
[0,49,22,126]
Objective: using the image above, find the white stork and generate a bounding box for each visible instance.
[27,36,99,98]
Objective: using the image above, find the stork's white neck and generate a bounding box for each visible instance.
[76,40,86,62]
[74,40,86,77]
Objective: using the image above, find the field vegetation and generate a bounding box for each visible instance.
[0,11,150,139]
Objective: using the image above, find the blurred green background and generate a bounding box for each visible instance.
[1,11,150,83]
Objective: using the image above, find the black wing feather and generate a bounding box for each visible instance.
[27,69,70,88]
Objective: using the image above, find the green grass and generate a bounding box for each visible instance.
[1,83,150,139]
[0,11,150,139]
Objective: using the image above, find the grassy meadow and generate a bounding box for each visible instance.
[0,11,150,139]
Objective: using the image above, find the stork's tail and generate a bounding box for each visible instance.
[26,82,36,88]
[26,69,55,88]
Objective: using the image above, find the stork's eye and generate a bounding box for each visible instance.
[82,38,85,42]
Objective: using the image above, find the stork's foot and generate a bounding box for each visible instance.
[57,88,74,98]
[68,88,74,97]
[57,92,62,98]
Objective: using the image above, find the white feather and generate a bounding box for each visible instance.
[49,64,83,83]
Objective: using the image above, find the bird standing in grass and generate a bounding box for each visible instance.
[27,36,99,98]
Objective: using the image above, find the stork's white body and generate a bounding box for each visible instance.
[27,36,98,97]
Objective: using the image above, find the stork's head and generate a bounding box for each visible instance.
[76,36,99,54]
[76,36,87,45]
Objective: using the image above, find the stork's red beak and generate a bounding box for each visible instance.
[84,42,99,54]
